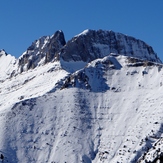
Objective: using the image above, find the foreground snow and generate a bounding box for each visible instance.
[0,54,163,163]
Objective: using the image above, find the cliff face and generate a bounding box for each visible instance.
[1,29,162,76]
[16,29,162,73]
[18,30,66,72]
[60,29,161,63]
[45,30,66,63]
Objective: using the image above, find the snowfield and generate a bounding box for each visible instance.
[0,53,163,163]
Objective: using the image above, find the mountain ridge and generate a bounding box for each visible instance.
[0,29,161,77]
[60,29,161,64]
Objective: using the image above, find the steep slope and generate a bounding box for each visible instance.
[0,55,163,163]
[0,29,163,163]
[18,30,66,72]
[0,49,17,80]
[60,29,161,63]
[0,60,68,111]
[0,31,66,80]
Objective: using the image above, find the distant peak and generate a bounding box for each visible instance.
[0,49,8,57]
[50,30,66,45]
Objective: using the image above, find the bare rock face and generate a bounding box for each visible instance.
[18,30,66,72]
[60,29,161,63]
[45,30,66,63]
[16,29,162,73]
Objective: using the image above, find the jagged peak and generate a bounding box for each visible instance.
[0,49,8,57]
[50,30,65,38]
[18,30,66,72]
[48,30,66,50]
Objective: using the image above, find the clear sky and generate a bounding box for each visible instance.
[0,0,163,61]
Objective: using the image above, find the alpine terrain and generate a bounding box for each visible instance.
[0,29,163,163]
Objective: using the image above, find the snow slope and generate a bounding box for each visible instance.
[0,54,163,163]
[0,50,17,80]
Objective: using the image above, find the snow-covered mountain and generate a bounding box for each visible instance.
[0,29,163,163]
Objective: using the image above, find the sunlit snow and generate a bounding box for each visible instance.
[0,53,163,162]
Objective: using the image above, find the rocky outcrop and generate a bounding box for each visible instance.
[18,30,66,72]
[45,30,66,63]
[60,29,161,63]
[59,56,121,92]
[138,138,163,163]
[126,57,162,68]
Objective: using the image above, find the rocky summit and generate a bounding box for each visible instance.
[18,30,66,72]
[0,29,163,163]
[60,29,161,63]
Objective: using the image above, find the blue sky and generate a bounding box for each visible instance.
[0,1,163,60]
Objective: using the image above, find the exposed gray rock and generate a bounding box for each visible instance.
[18,30,66,72]
[60,29,161,63]
[59,56,121,92]
[127,57,162,67]
[45,30,66,63]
